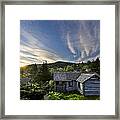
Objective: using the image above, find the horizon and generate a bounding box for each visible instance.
[20,20,100,67]
[20,57,100,68]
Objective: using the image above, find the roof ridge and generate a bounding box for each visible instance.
[76,73,100,83]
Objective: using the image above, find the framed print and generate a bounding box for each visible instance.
[0,0,119,119]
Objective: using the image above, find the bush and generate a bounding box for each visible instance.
[47,91,100,100]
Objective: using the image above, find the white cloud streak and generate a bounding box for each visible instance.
[66,32,76,54]
[20,29,65,66]
[66,21,100,62]
[20,21,100,66]
[76,21,100,62]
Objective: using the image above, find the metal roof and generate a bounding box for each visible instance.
[53,72,80,81]
[76,73,100,83]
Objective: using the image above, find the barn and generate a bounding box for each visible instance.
[76,73,100,96]
[53,72,80,92]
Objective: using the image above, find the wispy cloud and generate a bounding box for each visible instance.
[66,32,76,55]
[20,29,65,66]
[65,21,100,62]
[77,21,100,61]
[20,20,100,66]
[21,29,49,50]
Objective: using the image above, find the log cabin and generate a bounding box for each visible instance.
[76,73,100,96]
[53,72,80,92]
[53,72,100,96]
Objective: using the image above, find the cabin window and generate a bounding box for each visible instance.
[69,81,73,87]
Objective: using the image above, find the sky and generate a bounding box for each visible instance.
[20,20,100,67]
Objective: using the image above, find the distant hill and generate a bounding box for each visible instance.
[21,58,100,75]
[24,61,75,69]
[47,61,75,68]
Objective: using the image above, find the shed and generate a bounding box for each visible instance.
[76,73,100,96]
[53,72,80,92]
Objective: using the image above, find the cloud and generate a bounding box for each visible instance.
[20,47,66,66]
[56,20,100,62]
[20,20,100,66]
[21,29,49,50]
[20,29,66,66]
[66,32,76,54]
[76,21,100,62]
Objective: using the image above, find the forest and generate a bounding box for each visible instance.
[20,58,100,100]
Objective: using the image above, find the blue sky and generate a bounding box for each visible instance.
[20,20,100,66]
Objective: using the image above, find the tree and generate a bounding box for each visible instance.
[56,67,64,72]
[81,65,89,72]
[20,66,28,78]
[87,60,91,65]
[21,61,52,100]
[49,68,55,74]
[40,60,52,82]
[20,67,24,78]
[65,65,74,72]
[88,58,100,74]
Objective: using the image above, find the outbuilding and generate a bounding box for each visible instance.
[76,73,100,96]
[53,72,80,92]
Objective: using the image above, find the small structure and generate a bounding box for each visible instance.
[76,73,100,96]
[20,78,31,85]
[53,72,100,96]
[54,72,80,92]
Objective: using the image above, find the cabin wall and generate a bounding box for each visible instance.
[55,81,66,92]
[83,79,100,96]
[55,81,77,92]
[66,81,77,91]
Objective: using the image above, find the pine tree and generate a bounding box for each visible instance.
[30,63,38,82]
[40,60,51,82]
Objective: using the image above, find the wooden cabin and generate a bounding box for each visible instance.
[76,73,100,96]
[53,72,100,96]
[53,72,80,92]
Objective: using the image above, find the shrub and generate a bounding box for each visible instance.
[47,91,100,100]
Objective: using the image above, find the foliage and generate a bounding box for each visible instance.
[20,61,53,100]
[20,58,100,100]
[48,91,100,100]
[20,82,45,100]
[20,80,55,100]
[65,65,74,72]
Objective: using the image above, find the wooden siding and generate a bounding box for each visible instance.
[55,81,77,92]
[83,79,100,96]
[66,81,77,91]
[54,72,100,95]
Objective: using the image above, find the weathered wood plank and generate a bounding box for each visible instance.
[85,86,100,88]
[85,85,100,89]
[84,92,100,96]
[85,88,100,90]
[85,80,100,83]
[83,76,100,96]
